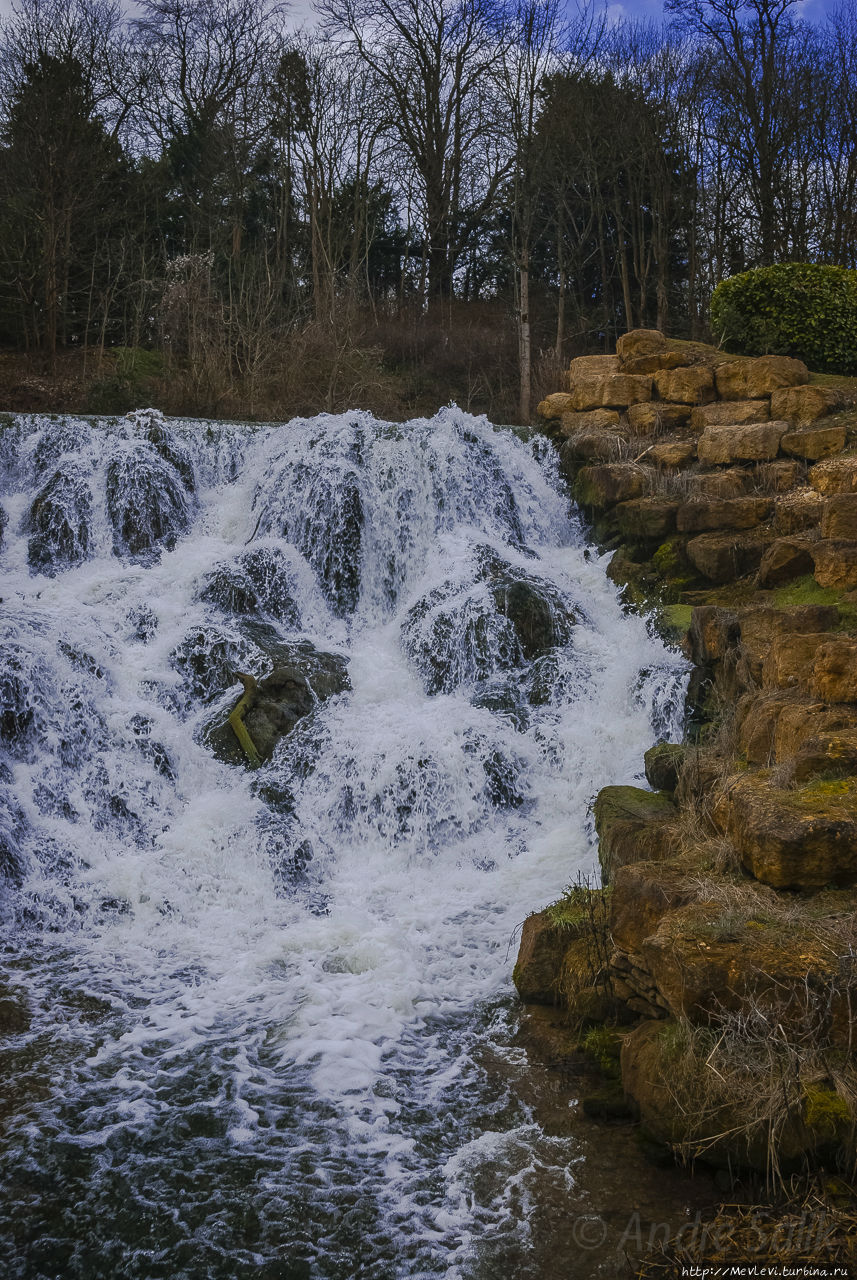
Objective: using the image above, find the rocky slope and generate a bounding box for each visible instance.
[516,328,857,1179]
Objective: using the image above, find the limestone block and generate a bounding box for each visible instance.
[809,457,857,495]
[813,638,857,703]
[614,497,679,540]
[770,385,841,424]
[773,489,825,536]
[559,430,628,464]
[697,421,785,465]
[676,496,772,534]
[513,909,579,1004]
[821,494,857,540]
[685,532,766,583]
[687,605,740,665]
[574,463,647,509]
[653,365,715,405]
[759,458,803,492]
[649,440,696,469]
[781,423,847,461]
[616,328,665,362]
[723,774,857,889]
[569,354,620,381]
[622,351,688,375]
[814,541,857,590]
[537,392,576,420]
[557,408,620,437]
[609,861,695,954]
[716,355,808,400]
[593,785,678,882]
[762,632,832,691]
[626,401,692,436]
[690,400,771,431]
[755,538,815,588]
[570,373,653,411]
[644,743,686,793]
[687,469,753,499]
[738,606,839,684]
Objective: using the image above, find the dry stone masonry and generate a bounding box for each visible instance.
[519,329,857,1173]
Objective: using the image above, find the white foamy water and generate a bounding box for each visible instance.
[0,407,686,1279]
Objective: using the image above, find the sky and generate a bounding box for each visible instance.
[0,0,840,34]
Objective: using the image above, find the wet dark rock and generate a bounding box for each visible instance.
[130,714,176,779]
[128,604,158,643]
[461,430,525,544]
[206,643,350,765]
[1,653,38,750]
[403,582,522,695]
[27,463,92,574]
[463,729,529,810]
[107,445,192,557]
[32,419,90,476]
[170,626,262,704]
[404,551,579,695]
[470,676,530,731]
[263,462,363,617]
[0,502,6,550]
[199,546,301,627]
[145,421,195,492]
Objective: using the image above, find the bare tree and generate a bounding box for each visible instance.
[319,0,512,305]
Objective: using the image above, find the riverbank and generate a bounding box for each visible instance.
[515,329,857,1271]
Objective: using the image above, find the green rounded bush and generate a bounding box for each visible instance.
[710,262,857,376]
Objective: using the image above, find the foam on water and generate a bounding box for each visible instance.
[0,406,687,1278]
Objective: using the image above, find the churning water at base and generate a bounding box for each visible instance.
[0,407,686,1279]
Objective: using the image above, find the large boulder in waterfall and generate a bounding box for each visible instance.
[27,463,92,574]
[107,444,192,557]
[402,551,579,695]
[123,409,195,492]
[198,545,301,626]
[170,625,264,705]
[205,644,350,765]
[260,462,363,617]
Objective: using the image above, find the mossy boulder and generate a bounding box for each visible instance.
[205,645,350,765]
[614,497,679,540]
[593,785,678,882]
[722,773,857,888]
[621,1019,828,1171]
[574,463,647,509]
[513,896,597,1005]
[644,743,685,792]
[608,859,697,953]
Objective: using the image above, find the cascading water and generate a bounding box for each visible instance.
[0,406,688,1280]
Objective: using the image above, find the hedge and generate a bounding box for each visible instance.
[710,262,857,376]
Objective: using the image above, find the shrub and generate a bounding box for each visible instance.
[710,263,857,375]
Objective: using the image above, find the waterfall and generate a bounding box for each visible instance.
[0,406,687,1279]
